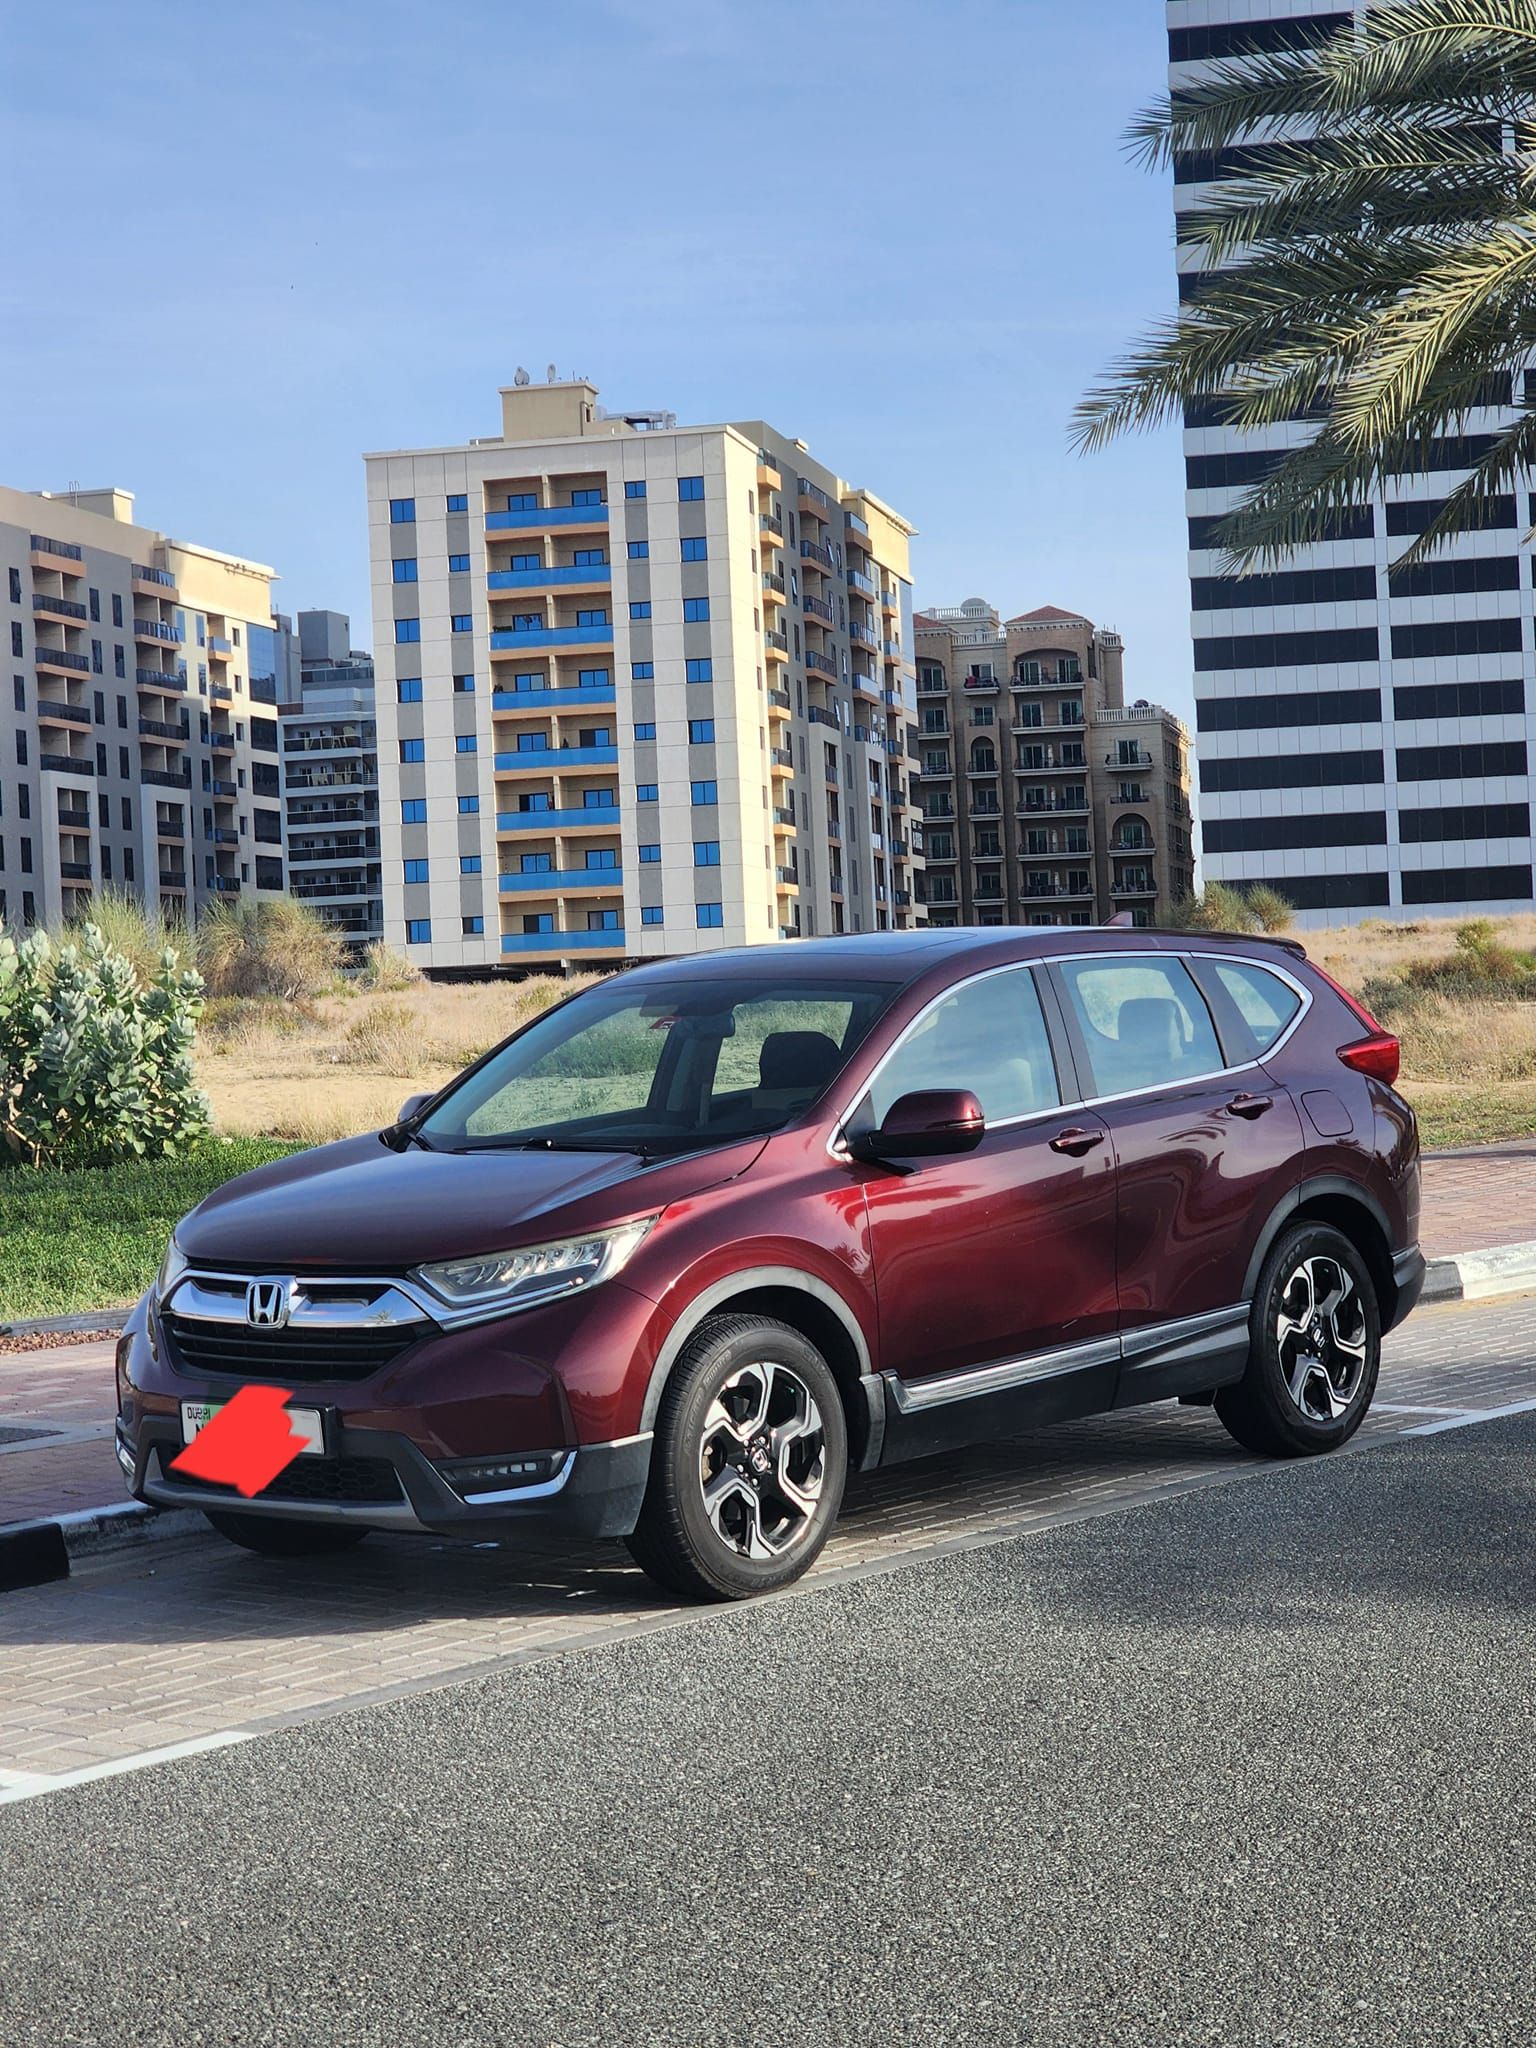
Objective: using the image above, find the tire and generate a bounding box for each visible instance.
[625,1313,848,1602]
[203,1510,372,1558]
[1215,1223,1381,1458]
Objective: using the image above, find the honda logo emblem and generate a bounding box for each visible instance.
[245,1278,291,1329]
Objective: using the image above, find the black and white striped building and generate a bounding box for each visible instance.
[1170,1,1535,924]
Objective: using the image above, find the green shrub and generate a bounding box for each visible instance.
[56,888,189,985]
[197,896,344,1001]
[0,918,210,1168]
[359,941,421,991]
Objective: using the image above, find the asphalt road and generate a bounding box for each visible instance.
[3,1395,1535,2047]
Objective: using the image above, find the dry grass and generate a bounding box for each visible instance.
[196,976,592,1143]
[1309,913,1536,994]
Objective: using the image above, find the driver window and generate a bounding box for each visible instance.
[868,968,1061,1125]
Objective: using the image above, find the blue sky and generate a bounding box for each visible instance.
[0,0,1190,721]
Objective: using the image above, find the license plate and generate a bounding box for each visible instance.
[179,1400,326,1457]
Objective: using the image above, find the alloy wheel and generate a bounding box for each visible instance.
[1275,1253,1368,1423]
[698,1360,826,1561]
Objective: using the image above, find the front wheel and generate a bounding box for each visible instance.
[625,1313,847,1602]
[203,1510,372,1558]
[1215,1223,1381,1458]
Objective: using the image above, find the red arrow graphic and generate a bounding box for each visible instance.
[169,1384,305,1497]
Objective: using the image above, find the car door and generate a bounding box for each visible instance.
[847,962,1120,1456]
[1048,950,1305,1407]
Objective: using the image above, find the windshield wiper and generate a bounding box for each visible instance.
[464,1135,661,1159]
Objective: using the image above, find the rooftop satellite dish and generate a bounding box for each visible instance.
[547,363,557,382]
[514,367,530,387]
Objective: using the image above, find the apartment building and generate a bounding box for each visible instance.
[913,601,1194,927]
[0,483,288,932]
[364,376,921,973]
[280,610,380,951]
[1171,1,1535,925]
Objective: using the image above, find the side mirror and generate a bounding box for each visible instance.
[397,1091,433,1124]
[848,1088,985,1163]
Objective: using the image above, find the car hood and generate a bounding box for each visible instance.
[177,1131,768,1274]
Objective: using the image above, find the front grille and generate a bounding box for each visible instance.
[159,1445,404,1504]
[162,1312,429,1383]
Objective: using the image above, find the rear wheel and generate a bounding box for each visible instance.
[625,1313,847,1602]
[203,1510,372,1558]
[1215,1223,1381,1458]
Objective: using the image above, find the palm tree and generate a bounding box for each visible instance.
[1072,1,1536,567]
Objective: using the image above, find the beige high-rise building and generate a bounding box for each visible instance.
[913,600,1194,928]
[0,484,291,932]
[364,376,922,974]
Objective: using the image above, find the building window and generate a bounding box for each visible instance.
[634,721,657,740]
[397,678,423,703]
[578,668,609,687]
[460,855,482,874]
[627,541,650,560]
[451,614,474,634]
[455,734,477,754]
[392,558,418,583]
[114,645,125,678]
[446,493,468,513]
[582,789,615,809]
[454,673,475,692]
[402,799,427,823]
[390,499,416,524]
[689,719,715,743]
[683,597,710,623]
[573,549,608,567]
[638,783,659,802]
[521,853,553,874]
[639,843,661,863]
[694,841,721,866]
[400,738,425,762]
[463,915,484,936]
[632,661,654,679]
[519,793,553,813]
[403,859,428,883]
[111,593,123,628]
[405,918,431,943]
[571,488,604,507]
[696,902,723,928]
[685,658,712,684]
[515,732,550,754]
[589,909,621,931]
[678,476,705,501]
[448,553,471,573]
[458,795,480,814]
[630,601,652,621]
[681,537,708,562]
[89,588,100,621]
[586,849,619,871]
[641,905,664,925]
[690,780,717,804]
[506,492,538,511]
[625,480,647,499]
[575,609,608,628]
[6,567,18,603]
[395,619,420,644]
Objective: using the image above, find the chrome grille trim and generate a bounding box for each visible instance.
[168,1272,431,1330]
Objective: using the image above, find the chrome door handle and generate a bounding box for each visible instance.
[1050,1126,1105,1156]
[1226,1093,1273,1119]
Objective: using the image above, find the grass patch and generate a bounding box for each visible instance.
[1401,1081,1536,1153]
[0,1139,300,1322]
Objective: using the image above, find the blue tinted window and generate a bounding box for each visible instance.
[578,668,609,686]
[624,480,647,499]
[639,843,661,863]
[455,734,477,754]
[395,619,420,644]
[683,597,710,623]
[686,658,712,684]
[678,476,704,501]
[463,915,484,936]
[634,721,656,740]
[506,493,538,511]
[448,553,471,573]
[403,858,428,883]
[690,780,717,804]
[446,494,468,513]
[397,678,422,703]
[632,661,654,679]
[392,558,418,583]
[696,902,723,928]
[451,613,473,634]
[402,799,427,823]
[406,918,431,943]
[694,841,721,866]
[637,783,659,802]
[573,549,607,567]
[524,912,554,933]
[390,499,415,524]
[522,793,552,812]
[589,909,621,930]
[629,601,652,621]
[460,855,482,874]
[399,738,425,762]
[571,488,604,507]
[510,553,539,570]
[521,853,552,873]
[627,541,649,559]
[681,536,707,562]
[688,719,715,743]
[641,905,664,925]
[516,733,549,753]
[586,849,619,870]
[582,789,616,809]
[575,609,608,628]
[454,673,475,692]
[458,795,479,814]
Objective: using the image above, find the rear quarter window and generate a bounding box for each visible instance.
[1207,960,1303,1054]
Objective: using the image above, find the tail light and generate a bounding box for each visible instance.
[1337,1032,1401,1086]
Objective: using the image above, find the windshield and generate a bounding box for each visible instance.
[415,975,901,1154]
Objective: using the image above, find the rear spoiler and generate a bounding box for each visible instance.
[1103,911,1308,962]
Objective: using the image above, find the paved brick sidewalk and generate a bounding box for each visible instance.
[2,1294,1534,1783]
[1420,1140,1536,1256]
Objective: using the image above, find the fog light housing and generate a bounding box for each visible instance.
[437,1451,570,1501]
[115,1435,135,1478]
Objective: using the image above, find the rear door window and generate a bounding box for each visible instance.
[1057,956,1223,1097]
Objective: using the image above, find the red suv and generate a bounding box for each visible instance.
[116,930,1423,1601]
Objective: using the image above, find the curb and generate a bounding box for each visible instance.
[1422,1241,1536,1306]
[0,1501,202,1595]
[0,1307,133,1341]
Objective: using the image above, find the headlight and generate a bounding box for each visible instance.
[156,1235,189,1304]
[413,1216,657,1314]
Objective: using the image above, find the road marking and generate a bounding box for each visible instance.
[1372,1401,1479,1418]
[0,1730,253,1807]
[1402,1395,1536,1437]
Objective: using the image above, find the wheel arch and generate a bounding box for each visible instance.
[1243,1177,1397,1327]
[639,1267,883,1472]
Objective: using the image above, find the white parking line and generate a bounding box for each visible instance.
[1372,1402,1478,1418]
[1403,1395,1536,1437]
[0,1730,253,1807]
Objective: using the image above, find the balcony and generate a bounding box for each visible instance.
[757,456,782,492]
[764,629,788,661]
[207,636,233,659]
[775,868,799,890]
[486,503,609,532]
[1015,754,1088,776]
[210,730,236,750]
[32,593,88,623]
[489,625,613,653]
[36,699,92,725]
[133,565,177,594]
[488,564,611,590]
[59,859,93,881]
[800,540,835,571]
[499,867,624,893]
[286,803,379,828]
[798,477,834,513]
[57,806,91,830]
[802,593,834,625]
[760,512,784,543]
[497,806,620,831]
[212,827,239,845]
[772,806,796,829]
[210,778,237,797]
[770,747,794,770]
[155,819,186,840]
[849,621,877,650]
[883,640,902,661]
[137,716,189,742]
[30,533,83,569]
[1110,790,1149,806]
[761,572,786,605]
[209,681,233,701]
[290,879,379,901]
[36,647,91,675]
[1106,748,1154,769]
[493,682,616,712]
[134,619,183,645]
[962,675,999,693]
[40,753,94,776]
[805,649,836,677]
[767,688,792,711]
[494,744,618,772]
[136,667,184,690]
[211,877,241,894]
[159,871,188,891]
[1022,795,1089,814]
[1113,877,1157,896]
[847,568,876,599]
[140,767,191,789]
[1112,836,1156,856]
[501,930,626,955]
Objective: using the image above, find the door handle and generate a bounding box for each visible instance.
[1225,1092,1273,1119]
[1049,1126,1105,1156]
